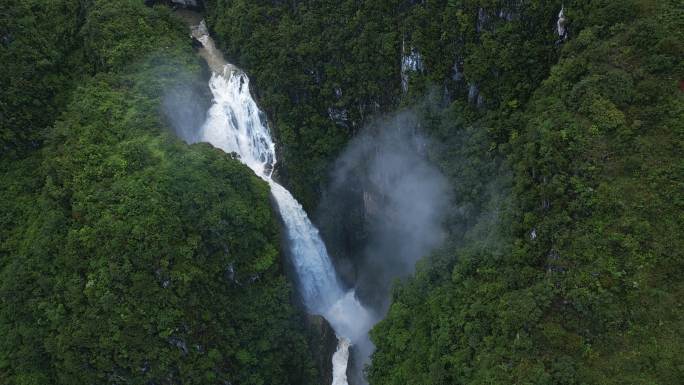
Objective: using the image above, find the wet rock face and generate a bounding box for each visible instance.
[144,0,203,10]
[401,40,424,93]
[172,0,200,7]
[306,315,338,384]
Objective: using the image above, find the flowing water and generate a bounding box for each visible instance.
[191,21,374,385]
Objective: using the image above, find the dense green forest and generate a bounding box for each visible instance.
[370,3,684,384]
[2,0,682,384]
[203,0,568,210]
[203,0,683,384]
[1,1,318,384]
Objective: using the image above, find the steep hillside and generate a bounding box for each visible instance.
[0,1,318,384]
[369,2,683,384]
[2,0,681,384]
[204,1,683,384]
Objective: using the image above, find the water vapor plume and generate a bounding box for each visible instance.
[162,81,210,144]
[317,110,449,384]
[321,111,450,310]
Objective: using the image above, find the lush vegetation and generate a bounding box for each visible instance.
[204,0,683,384]
[1,1,318,384]
[203,0,569,210]
[204,0,408,209]
[1,0,85,157]
[3,0,682,384]
[369,2,684,385]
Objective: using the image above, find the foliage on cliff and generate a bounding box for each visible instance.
[204,0,406,209]
[3,0,682,384]
[369,1,683,384]
[0,1,317,384]
[202,0,564,210]
[0,0,85,158]
[205,0,682,384]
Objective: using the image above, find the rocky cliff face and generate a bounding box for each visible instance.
[144,0,203,10]
[306,315,339,384]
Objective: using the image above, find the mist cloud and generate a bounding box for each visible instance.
[162,82,209,144]
[319,110,449,311]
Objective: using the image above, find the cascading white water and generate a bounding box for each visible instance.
[331,337,351,385]
[192,21,374,385]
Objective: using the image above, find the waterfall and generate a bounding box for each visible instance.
[192,21,373,385]
[557,6,568,41]
[331,337,351,385]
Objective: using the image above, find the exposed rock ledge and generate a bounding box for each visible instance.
[306,314,340,384]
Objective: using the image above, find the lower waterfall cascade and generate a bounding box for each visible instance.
[191,21,375,385]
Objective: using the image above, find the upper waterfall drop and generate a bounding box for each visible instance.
[202,70,276,178]
[191,20,375,385]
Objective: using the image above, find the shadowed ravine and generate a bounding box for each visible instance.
[190,21,375,385]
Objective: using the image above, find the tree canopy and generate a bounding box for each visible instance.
[1,1,318,384]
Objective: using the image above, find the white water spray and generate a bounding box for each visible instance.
[192,22,374,385]
[332,337,351,385]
